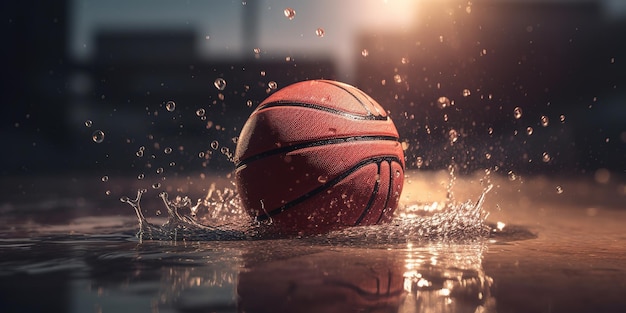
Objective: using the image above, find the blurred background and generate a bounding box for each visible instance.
[2,0,625,189]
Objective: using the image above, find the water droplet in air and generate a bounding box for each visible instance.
[485,153,492,160]
[437,96,451,109]
[210,140,219,150]
[315,28,325,37]
[268,81,278,90]
[416,157,424,168]
[488,127,494,135]
[260,71,266,77]
[361,49,369,57]
[542,152,551,163]
[448,129,459,144]
[462,89,471,97]
[84,120,93,127]
[508,171,518,181]
[214,78,226,91]
[513,107,523,119]
[393,74,402,84]
[152,183,161,189]
[164,147,172,154]
[196,108,205,117]
[540,115,549,127]
[156,167,164,174]
[105,190,111,196]
[137,173,144,180]
[559,114,566,123]
[155,210,162,216]
[253,48,261,54]
[317,175,328,183]
[101,175,109,182]
[198,151,205,158]
[246,100,253,107]
[284,7,296,20]
[526,126,533,135]
[556,185,563,194]
[92,130,105,143]
[165,101,176,112]
[220,147,229,154]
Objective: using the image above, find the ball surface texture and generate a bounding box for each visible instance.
[234,80,404,235]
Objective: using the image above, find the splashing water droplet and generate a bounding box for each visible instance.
[165,101,176,112]
[92,130,105,143]
[214,78,226,91]
[137,173,144,180]
[485,153,492,160]
[361,49,369,57]
[101,175,109,182]
[268,81,278,90]
[84,120,93,127]
[556,185,563,194]
[462,89,471,97]
[210,140,219,150]
[246,100,253,107]
[196,108,205,117]
[508,171,518,181]
[253,48,261,54]
[437,96,451,109]
[488,127,493,135]
[156,167,164,174]
[317,175,328,183]
[198,151,205,158]
[526,126,533,135]
[513,107,523,119]
[152,183,161,189]
[559,114,566,123]
[540,115,549,127]
[284,7,296,20]
[315,28,325,37]
[542,152,551,163]
[416,157,424,168]
[393,74,402,84]
[448,129,459,144]
[164,147,172,154]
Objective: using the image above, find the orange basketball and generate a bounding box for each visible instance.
[234,80,404,236]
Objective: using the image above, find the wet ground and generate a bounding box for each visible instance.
[1,171,625,313]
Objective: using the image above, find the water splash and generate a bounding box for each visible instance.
[120,188,247,241]
[324,183,493,245]
[121,173,493,243]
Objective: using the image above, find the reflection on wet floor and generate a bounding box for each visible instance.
[0,172,625,312]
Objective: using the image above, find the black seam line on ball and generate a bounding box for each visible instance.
[317,80,379,117]
[234,135,399,169]
[375,160,395,225]
[256,100,388,121]
[255,155,402,222]
[354,161,382,226]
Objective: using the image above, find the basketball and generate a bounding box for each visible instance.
[234,80,405,235]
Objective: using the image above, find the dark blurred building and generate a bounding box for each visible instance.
[2,0,625,177]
